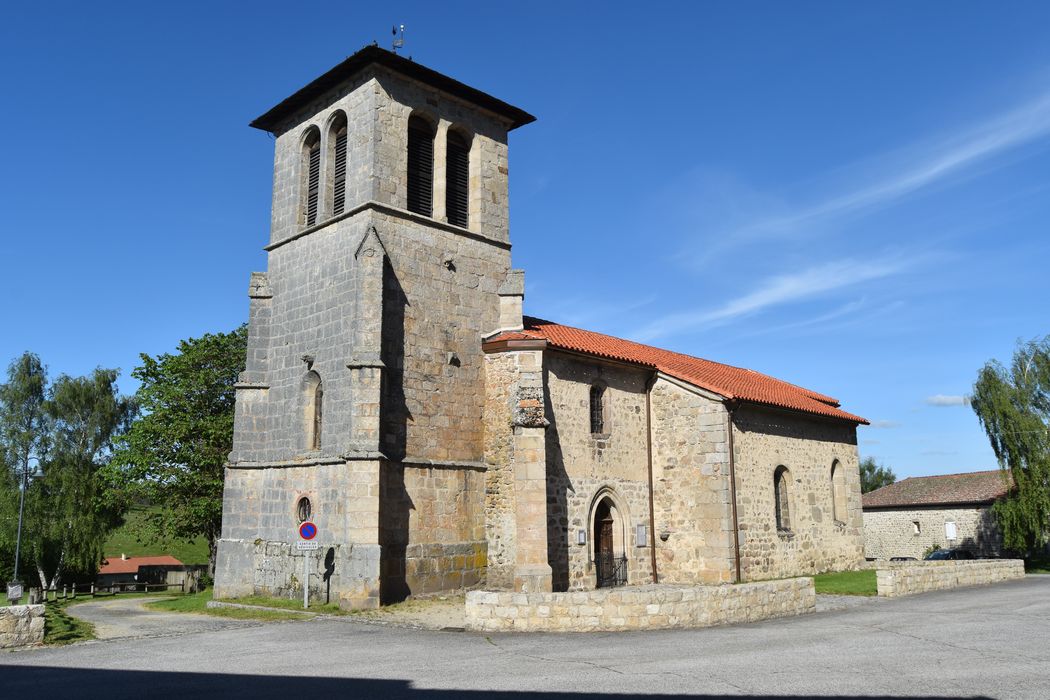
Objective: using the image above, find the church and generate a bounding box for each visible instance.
[213,46,868,610]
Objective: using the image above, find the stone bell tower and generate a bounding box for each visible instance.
[213,46,534,609]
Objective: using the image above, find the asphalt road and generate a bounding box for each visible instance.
[3,576,1048,700]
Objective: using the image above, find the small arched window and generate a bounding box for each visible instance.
[831,460,848,523]
[301,128,321,227]
[589,384,606,435]
[774,466,792,532]
[406,115,434,216]
[304,371,323,451]
[296,497,312,524]
[446,129,470,228]
[329,112,348,216]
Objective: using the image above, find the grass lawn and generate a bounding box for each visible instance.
[43,598,97,645]
[103,505,210,565]
[812,569,878,596]
[146,588,306,621]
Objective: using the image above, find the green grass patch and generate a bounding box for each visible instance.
[812,569,877,596]
[43,599,97,645]
[146,588,306,621]
[103,505,210,565]
[223,592,346,615]
[1025,554,1050,574]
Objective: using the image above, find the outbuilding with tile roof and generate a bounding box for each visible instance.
[862,470,1011,560]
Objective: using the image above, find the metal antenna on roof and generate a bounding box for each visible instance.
[392,25,405,54]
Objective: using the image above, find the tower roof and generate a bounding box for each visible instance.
[250,45,536,133]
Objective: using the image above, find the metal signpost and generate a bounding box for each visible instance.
[297,521,318,609]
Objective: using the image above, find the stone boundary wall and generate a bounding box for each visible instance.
[465,579,815,632]
[0,604,45,648]
[876,559,1025,598]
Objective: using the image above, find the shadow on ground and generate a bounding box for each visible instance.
[1,667,992,700]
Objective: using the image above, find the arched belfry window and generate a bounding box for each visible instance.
[589,384,606,435]
[446,129,470,228]
[774,466,792,532]
[301,128,321,227]
[407,115,434,216]
[831,460,847,523]
[304,371,323,451]
[329,112,348,216]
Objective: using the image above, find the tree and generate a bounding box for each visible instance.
[0,356,133,589]
[112,326,247,575]
[971,336,1050,553]
[859,456,896,493]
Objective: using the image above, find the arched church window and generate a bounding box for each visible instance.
[774,465,792,532]
[296,497,312,524]
[301,127,321,227]
[406,115,434,216]
[831,459,848,523]
[446,129,470,228]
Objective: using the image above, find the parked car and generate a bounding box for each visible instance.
[924,548,975,561]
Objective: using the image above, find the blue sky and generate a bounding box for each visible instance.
[2,2,1048,480]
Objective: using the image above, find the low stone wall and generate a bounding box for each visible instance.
[876,559,1025,598]
[465,578,815,632]
[0,604,45,648]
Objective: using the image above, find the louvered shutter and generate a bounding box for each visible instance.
[333,129,347,215]
[446,132,469,228]
[407,118,433,216]
[306,143,320,226]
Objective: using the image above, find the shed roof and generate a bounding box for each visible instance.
[862,470,1012,509]
[485,316,867,424]
[98,555,185,576]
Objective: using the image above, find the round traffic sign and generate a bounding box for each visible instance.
[299,521,317,540]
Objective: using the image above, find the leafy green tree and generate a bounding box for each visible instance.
[859,456,896,493]
[112,326,247,575]
[28,369,135,588]
[971,336,1050,553]
[0,356,133,589]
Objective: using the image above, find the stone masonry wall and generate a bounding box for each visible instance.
[483,352,517,589]
[732,405,865,580]
[465,578,815,632]
[0,605,44,649]
[543,354,653,591]
[380,464,487,602]
[650,379,735,584]
[876,559,1025,597]
[863,506,1003,560]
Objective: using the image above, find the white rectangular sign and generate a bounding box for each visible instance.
[295,541,319,551]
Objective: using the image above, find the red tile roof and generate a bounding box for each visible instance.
[487,317,867,424]
[862,470,1012,509]
[99,555,184,575]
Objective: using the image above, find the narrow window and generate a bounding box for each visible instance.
[774,466,792,532]
[305,135,321,227]
[912,521,921,536]
[304,371,323,451]
[407,116,434,216]
[332,116,348,216]
[831,460,848,523]
[446,130,470,228]
[590,384,606,435]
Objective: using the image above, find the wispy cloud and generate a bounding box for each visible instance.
[925,394,971,407]
[633,254,916,341]
[682,90,1050,265]
[870,420,901,429]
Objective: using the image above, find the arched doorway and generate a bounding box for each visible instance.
[593,496,627,588]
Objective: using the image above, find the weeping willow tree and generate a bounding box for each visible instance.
[971,337,1050,553]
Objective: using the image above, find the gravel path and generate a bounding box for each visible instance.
[67,596,271,640]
